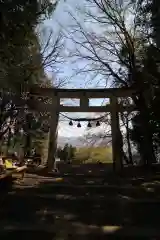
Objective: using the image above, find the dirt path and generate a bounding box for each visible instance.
[0,173,160,239]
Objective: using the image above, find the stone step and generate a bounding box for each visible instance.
[13,183,160,200]
[8,192,160,203]
[3,192,160,227]
[1,222,160,237]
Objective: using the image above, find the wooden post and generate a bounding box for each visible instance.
[110,96,123,172]
[47,95,59,171]
[80,94,89,109]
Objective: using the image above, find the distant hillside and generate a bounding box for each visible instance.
[57,136,84,147]
[57,136,112,147]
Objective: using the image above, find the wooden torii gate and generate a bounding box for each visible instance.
[30,86,137,171]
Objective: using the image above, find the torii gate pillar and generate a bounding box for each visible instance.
[47,95,59,170]
[110,96,123,171]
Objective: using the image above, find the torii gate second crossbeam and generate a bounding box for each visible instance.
[30,87,138,172]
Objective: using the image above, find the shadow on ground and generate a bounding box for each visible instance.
[1,166,160,239]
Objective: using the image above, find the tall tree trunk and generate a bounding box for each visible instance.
[25,133,31,157]
[123,151,130,165]
[6,127,11,155]
[126,119,133,165]
[24,113,32,157]
[136,93,156,166]
[119,128,124,168]
[120,112,133,165]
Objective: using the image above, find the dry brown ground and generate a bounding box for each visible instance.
[0,165,160,239]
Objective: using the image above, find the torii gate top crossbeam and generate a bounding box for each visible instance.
[30,86,137,98]
[28,86,138,113]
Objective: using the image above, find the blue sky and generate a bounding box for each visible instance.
[43,0,109,137]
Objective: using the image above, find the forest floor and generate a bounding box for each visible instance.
[1,166,160,239]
